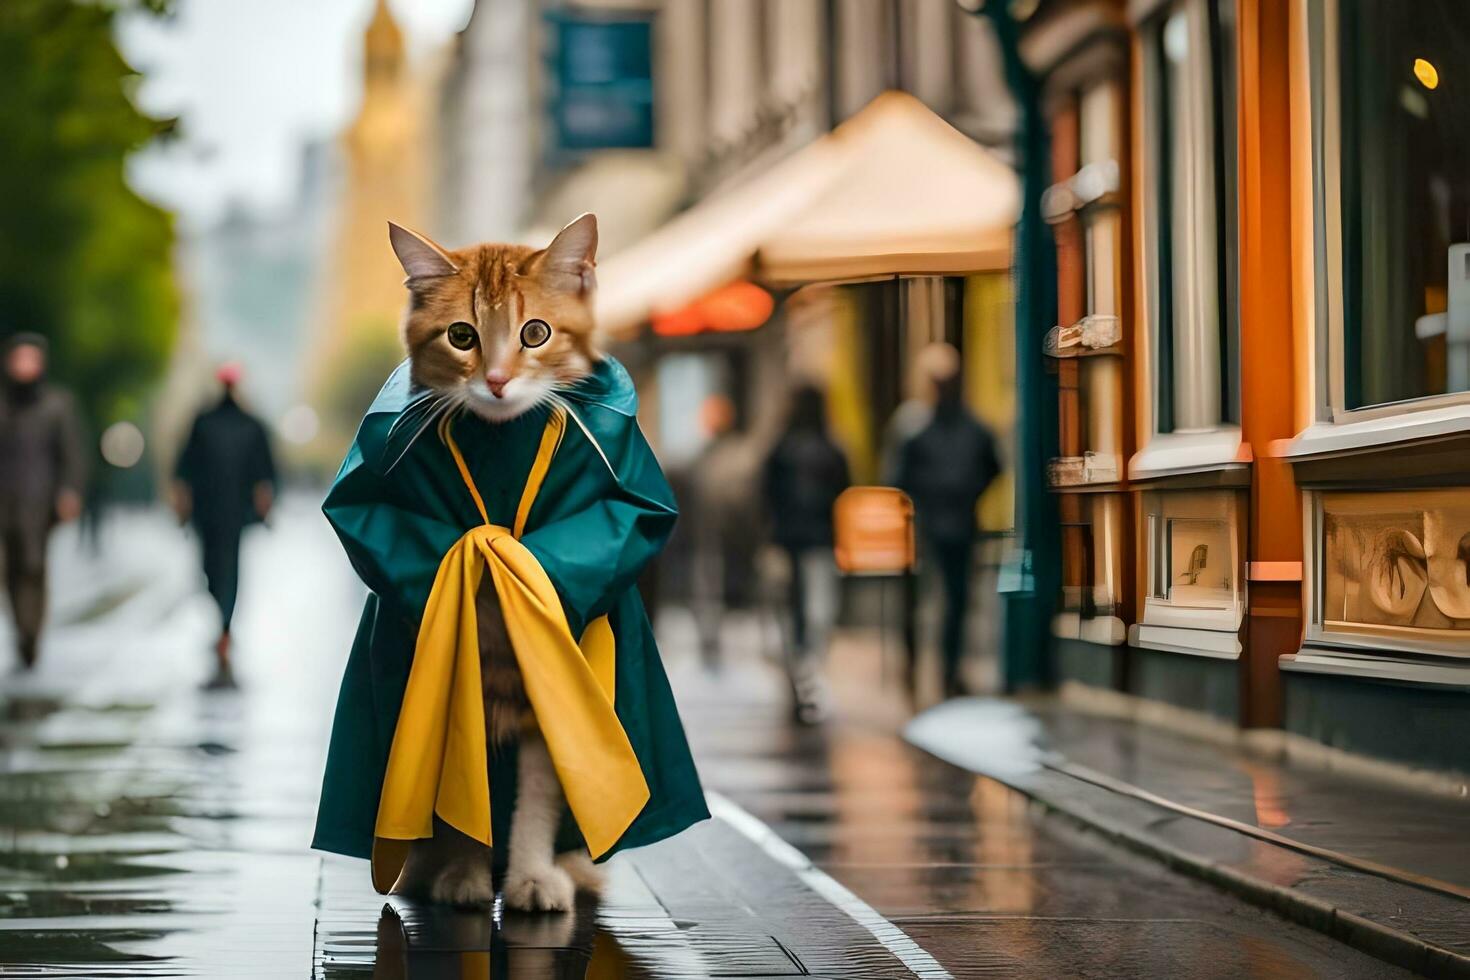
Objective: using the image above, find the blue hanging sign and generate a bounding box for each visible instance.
[544,10,655,153]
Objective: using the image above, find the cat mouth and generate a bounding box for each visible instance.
[463,378,551,422]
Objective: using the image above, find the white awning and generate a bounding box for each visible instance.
[597,91,1020,337]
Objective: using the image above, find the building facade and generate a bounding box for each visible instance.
[1006,0,1468,773]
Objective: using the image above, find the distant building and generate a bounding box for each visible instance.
[155,138,336,478]
[185,142,336,419]
[323,0,433,359]
[313,0,438,444]
[435,0,534,248]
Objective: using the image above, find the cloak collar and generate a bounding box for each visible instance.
[358,356,639,476]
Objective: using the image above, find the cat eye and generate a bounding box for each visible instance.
[520,318,552,349]
[446,322,477,351]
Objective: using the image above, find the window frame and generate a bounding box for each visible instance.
[1137,0,1241,441]
[1139,487,1246,633]
[1304,490,1470,659]
[1306,0,1470,425]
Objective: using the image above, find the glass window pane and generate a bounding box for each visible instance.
[1339,0,1470,408]
[1151,0,1236,432]
[1143,490,1242,616]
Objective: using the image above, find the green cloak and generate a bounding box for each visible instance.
[312,356,707,866]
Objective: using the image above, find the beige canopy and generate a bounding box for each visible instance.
[597,91,1019,338]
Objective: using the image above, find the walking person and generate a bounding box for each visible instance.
[688,394,761,669]
[173,363,276,689]
[894,344,1001,701]
[0,334,87,670]
[762,384,850,724]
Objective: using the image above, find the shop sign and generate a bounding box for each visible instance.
[544,10,654,153]
[834,487,916,575]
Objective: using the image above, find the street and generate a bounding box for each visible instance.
[0,498,1415,978]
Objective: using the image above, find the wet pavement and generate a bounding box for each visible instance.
[1030,699,1470,890]
[908,697,1470,974]
[0,499,1427,977]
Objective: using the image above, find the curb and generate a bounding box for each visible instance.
[1025,781,1469,979]
[905,710,1470,979]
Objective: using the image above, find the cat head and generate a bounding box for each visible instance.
[390,213,599,423]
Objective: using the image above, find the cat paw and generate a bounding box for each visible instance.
[503,864,575,912]
[427,860,495,908]
[554,850,606,896]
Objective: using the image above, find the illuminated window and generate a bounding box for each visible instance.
[1317,489,1470,652]
[1337,1,1470,408]
[1142,489,1244,632]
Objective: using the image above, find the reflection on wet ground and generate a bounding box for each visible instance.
[1034,701,1470,890]
[0,505,1422,977]
[0,504,342,977]
[671,648,1417,980]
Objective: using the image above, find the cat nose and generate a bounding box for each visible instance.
[486,368,510,398]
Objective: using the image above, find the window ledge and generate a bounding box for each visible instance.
[1129,427,1248,482]
[1281,404,1470,460]
[1129,624,1241,660]
[1142,598,1244,634]
[1283,650,1470,688]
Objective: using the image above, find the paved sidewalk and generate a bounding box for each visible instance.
[0,499,352,977]
[908,696,1470,978]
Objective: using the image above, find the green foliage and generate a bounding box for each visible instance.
[0,0,178,430]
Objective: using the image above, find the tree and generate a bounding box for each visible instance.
[0,0,178,432]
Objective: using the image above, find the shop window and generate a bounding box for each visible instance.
[1141,489,1243,631]
[1144,0,1239,433]
[1317,489,1470,653]
[1337,1,1470,409]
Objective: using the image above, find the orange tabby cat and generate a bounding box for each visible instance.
[385,214,605,912]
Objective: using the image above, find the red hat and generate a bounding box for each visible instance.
[216,362,242,386]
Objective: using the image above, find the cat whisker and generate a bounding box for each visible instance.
[547,392,615,479]
[385,393,460,473]
[385,391,445,443]
[548,380,598,404]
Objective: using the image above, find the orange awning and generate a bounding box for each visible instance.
[596,91,1020,338]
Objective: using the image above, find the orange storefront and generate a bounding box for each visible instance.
[1016,0,1469,771]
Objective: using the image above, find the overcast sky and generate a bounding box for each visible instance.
[117,0,474,227]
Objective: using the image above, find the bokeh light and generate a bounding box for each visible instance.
[280,403,321,445]
[99,421,146,469]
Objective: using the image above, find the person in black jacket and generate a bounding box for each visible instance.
[894,346,1001,699]
[762,384,849,723]
[0,334,86,670]
[173,363,276,689]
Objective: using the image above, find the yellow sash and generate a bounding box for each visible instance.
[369,409,648,893]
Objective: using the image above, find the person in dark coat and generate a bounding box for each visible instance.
[173,363,276,688]
[894,346,1001,700]
[762,384,850,723]
[0,334,86,669]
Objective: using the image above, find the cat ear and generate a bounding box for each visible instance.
[388,221,458,281]
[533,213,597,294]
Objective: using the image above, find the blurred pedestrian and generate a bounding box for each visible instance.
[894,344,1001,700]
[688,394,760,668]
[762,384,849,724]
[173,363,276,689]
[881,342,963,485]
[0,334,86,670]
